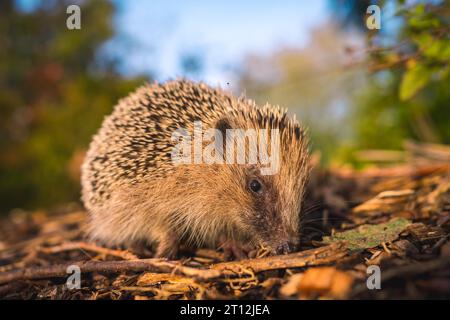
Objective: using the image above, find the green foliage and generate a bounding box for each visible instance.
[239,1,449,166]
[396,3,450,101]
[343,0,450,163]
[322,217,411,251]
[399,62,434,101]
[0,0,149,213]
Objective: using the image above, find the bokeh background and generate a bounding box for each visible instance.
[0,0,449,213]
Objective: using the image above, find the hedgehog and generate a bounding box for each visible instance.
[81,79,309,258]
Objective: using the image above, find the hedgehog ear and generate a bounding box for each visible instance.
[215,117,232,136]
[214,117,233,161]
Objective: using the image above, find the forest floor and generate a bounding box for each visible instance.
[0,141,449,300]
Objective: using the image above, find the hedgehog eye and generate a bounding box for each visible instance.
[249,179,263,194]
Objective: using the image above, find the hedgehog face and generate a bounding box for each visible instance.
[246,174,294,253]
[222,163,305,255]
[211,114,309,254]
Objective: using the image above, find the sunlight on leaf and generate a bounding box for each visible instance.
[322,217,412,251]
[399,63,433,101]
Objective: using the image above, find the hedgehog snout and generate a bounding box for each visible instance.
[261,227,298,255]
[269,239,298,255]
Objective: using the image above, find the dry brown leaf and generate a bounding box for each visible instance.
[279,274,303,297]
[353,189,415,216]
[137,272,194,286]
[297,267,354,299]
[135,272,205,299]
[405,223,446,244]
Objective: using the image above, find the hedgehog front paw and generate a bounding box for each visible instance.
[154,232,179,259]
[219,239,251,261]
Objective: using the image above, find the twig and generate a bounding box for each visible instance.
[38,242,138,260]
[0,258,220,285]
[211,242,348,274]
[0,243,348,285]
[0,229,82,256]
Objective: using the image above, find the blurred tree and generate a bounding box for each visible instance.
[238,0,449,166]
[0,0,149,213]
[238,24,366,164]
[341,0,450,164]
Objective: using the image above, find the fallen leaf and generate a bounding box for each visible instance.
[353,189,415,216]
[322,217,412,251]
[404,223,446,245]
[279,274,303,296]
[281,267,354,299]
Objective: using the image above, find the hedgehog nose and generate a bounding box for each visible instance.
[275,242,291,255]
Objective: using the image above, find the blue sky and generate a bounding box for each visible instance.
[15,0,412,86]
[111,0,328,85]
[17,0,329,85]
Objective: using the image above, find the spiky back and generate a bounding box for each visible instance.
[81,80,308,208]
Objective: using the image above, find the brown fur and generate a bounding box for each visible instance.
[81,79,309,257]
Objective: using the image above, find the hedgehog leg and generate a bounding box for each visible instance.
[155,230,179,259]
[219,238,249,261]
[129,241,154,258]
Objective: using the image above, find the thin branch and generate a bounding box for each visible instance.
[211,242,348,274]
[38,241,139,260]
[0,243,347,285]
